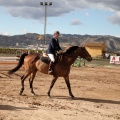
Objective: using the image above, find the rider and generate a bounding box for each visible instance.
[47,31,62,74]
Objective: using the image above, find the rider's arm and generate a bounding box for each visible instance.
[50,39,57,50]
[57,40,62,51]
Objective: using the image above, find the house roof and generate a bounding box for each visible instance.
[85,42,105,47]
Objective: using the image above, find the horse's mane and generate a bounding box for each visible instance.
[65,46,79,54]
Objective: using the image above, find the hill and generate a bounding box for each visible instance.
[0,33,120,51]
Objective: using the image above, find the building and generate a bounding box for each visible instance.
[85,42,106,57]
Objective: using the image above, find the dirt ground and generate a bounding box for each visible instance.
[0,64,120,120]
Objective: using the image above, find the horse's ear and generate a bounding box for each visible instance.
[80,44,85,48]
[80,45,85,49]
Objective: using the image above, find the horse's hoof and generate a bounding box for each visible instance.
[19,89,24,96]
[71,96,75,99]
[32,93,36,96]
[19,92,22,96]
[70,95,75,99]
[47,96,51,99]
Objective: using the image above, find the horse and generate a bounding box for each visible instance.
[8,46,92,98]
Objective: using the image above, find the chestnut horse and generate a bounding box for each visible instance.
[8,46,92,98]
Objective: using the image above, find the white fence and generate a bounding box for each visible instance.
[0,57,18,62]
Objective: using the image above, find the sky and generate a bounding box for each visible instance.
[0,0,120,37]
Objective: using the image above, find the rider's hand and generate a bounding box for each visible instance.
[57,50,64,54]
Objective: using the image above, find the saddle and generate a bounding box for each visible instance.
[41,56,50,64]
[41,52,64,64]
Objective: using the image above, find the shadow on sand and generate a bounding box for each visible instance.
[21,94,120,105]
[51,96,120,105]
[0,105,38,111]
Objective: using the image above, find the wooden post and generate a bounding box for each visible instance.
[84,59,86,66]
[78,57,81,67]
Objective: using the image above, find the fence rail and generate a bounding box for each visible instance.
[73,57,120,67]
[0,57,18,61]
[0,49,120,67]
[0,48,42,57]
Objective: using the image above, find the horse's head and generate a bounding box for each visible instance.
[79,47,92,61]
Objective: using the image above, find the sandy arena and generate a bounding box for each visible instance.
[0,64,120,120]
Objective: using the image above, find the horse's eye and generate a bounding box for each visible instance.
[82,47,85,50]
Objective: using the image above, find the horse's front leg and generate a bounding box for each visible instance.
[64,75,74,98]
[47,76,58,98]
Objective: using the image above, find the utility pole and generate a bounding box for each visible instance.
[40,2,52,48]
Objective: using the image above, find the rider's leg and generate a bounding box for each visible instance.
[48,54,55,74]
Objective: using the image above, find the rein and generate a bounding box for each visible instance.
[57,53,72,62]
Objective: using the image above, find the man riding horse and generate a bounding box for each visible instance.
[47,31,62,74]
[8,32,92,97]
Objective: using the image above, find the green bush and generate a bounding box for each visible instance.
[0,48,42,55]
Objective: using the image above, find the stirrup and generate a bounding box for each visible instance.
[48,69,53,75]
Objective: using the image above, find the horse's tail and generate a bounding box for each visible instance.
[8,53,28,75]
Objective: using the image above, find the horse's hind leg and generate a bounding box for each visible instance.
[21,75,24,80]
[29,71,37,96]
[19,72,31,95]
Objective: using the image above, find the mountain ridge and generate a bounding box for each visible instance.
[0,33,120,51]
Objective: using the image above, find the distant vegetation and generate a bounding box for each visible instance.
[0,48,20,54]
[0,48,42,57]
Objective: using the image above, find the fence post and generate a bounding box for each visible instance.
[83,59,86,66]
[78,56,81,67]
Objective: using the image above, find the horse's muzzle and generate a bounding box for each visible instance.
[87,57,92,61]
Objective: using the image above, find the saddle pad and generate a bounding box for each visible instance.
[41,56,50,64]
